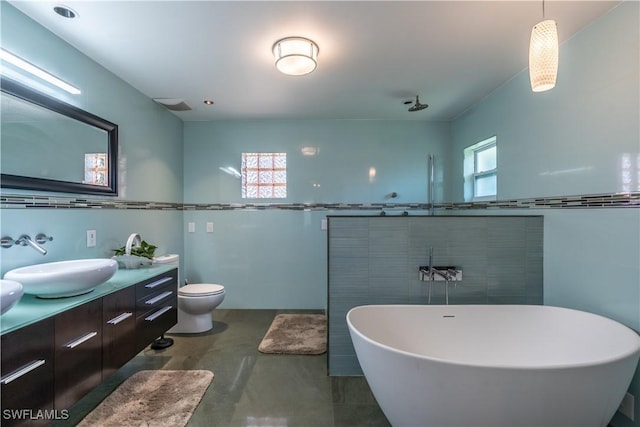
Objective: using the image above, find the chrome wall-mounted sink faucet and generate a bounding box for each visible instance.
[1,234,53,255]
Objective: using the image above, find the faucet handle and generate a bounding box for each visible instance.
[15,235,31,246]
[1,237,14,248]
[35,233,53,244]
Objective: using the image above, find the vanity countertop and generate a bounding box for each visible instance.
[0,264,176,335]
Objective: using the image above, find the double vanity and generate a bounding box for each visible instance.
[0,265,178,426]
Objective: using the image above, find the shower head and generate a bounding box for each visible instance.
[408,95,428,112]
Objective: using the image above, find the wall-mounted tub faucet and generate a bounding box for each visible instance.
[419,247,462,304]
[1,234,53,255]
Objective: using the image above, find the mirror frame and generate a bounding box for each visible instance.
[0,77,118,196]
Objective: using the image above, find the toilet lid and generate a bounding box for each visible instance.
[179,283,225,296]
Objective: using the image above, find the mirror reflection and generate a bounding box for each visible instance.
[0,78,118,195]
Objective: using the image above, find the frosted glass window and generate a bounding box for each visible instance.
[241,152,287,199]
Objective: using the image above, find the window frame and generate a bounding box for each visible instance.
[472,141,497,200]
[464,136,497,202]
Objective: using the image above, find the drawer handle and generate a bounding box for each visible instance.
[0,359,46,385]
[145,276,173,289]
[65,331,98,349]
[145,291,173,305]
[107,312,133,325]
[145,306,173,322]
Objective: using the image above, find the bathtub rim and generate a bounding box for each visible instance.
[346,304,640,371]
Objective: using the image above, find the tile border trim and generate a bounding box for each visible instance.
[2,191,639,210]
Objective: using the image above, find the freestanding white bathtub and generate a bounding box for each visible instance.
[347,305,640,427]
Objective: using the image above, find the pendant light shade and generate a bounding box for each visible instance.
[272,37,319,76]
[529,19,559,92]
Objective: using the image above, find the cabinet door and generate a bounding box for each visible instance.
[54,298,103,410]
[1,318,54,427]
[103,286,136,380]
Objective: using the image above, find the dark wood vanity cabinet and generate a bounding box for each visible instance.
[0,268,178,422]
[0,318,55,427]
[102,286,136,379]
[54,298,103,411]
[135,269,178,352]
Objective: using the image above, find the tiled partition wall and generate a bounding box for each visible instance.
[327,215,543,376]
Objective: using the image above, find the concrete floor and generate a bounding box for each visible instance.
[57,309,390,427]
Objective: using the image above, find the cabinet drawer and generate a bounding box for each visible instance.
[135,269,177,299]
[103,286,136,379]
[1,318,54,427]
[135,302,177,352]
[136,288,176,311]
[54,298,103,410]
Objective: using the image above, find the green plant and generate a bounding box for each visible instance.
[113,240,157,260]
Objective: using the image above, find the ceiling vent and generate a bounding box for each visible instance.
[153,98,192,111]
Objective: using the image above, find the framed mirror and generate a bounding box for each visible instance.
[1,77,118,196]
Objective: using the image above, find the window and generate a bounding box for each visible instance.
[83,153,108,185]
[464,136,496,201]
[241,152,287,199]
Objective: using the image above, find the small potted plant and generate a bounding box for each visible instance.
[113,233,157,269]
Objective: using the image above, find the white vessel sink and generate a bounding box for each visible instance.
[4,259,118,298]
[0,279,24,314]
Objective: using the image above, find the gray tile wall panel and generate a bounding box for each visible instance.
[327,215,543,375]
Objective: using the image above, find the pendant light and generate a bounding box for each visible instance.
[529,0,558,92]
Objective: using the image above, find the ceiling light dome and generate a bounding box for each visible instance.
[272,37,319,76]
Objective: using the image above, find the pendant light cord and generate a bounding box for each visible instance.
[542,0,546,19]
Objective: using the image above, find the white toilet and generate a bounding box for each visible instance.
[168,283,225,333]
[154,254,226,334]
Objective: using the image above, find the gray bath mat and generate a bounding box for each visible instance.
[258,313,327,355]
[78,369,213,427]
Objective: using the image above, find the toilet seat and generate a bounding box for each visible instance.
[179,284,225,297]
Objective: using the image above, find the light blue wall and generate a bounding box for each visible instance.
[0,4,184,273]
[183,120,450,308]
[450,3,640,426]
[183,209,328,309]
[184,120,450,204]
[451,3,639,201]
[451,0,640,329]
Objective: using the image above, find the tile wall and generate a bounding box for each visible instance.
[327,215,543,375]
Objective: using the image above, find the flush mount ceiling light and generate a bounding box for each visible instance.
[272,37,319,76]
[0,48,81,94]
[529,0,558,92]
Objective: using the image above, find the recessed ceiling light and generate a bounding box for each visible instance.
[203,100,215,105]
[53,5,78,19]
